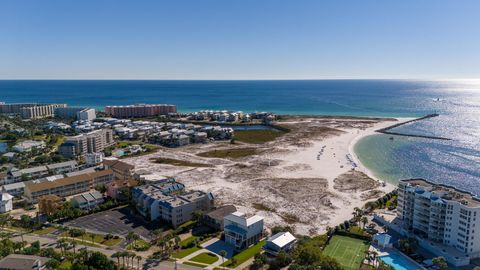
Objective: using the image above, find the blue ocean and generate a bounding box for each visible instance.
[1,80,479,193]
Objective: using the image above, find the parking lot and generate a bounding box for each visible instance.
[64,207,163,240]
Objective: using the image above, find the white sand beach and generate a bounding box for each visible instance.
[125,117,412,235]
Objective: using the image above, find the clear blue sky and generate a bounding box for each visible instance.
[1,0,479,79]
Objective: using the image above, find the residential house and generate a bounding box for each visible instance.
[106,179,138,201]
[203,205,237,230]
[224,212,264,251]
[0,254,49,270]
[103,158,134,180]
[264,232,296,256]
[13,140,45,153]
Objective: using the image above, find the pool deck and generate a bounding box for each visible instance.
[369,245,427,270]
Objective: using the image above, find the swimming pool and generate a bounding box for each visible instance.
[379,251,423,270]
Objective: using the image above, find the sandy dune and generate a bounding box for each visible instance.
[125,117,410,235]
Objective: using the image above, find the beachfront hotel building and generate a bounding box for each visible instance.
[59,129,114,158]
[105,104,177,118]
[396,179,480,266]
[0,102,66,119]
[55,107,96,121]
[20,104,67,119]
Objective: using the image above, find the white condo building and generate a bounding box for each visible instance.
[397,179,480,266]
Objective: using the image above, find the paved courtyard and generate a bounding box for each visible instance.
[64,207,163,240]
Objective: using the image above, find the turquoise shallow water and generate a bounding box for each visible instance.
[1,79,480,193]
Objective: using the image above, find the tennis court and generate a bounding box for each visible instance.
[323,235,369,270]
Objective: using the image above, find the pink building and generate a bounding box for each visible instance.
[106,179,138,201]
[105,104,177,118]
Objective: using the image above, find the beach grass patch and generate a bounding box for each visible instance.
[323,235,369,270]
[197,148,257,159]
[280,213,300,224]
[252,203,276,213]
[233,129,285,144]
[151,157,211,167]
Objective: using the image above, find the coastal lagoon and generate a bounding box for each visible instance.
[1,80,480,193]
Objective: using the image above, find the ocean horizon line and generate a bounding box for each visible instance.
[1,78,479,82]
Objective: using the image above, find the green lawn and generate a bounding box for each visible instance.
[233,129,285,144]
[32,227,57,235]
[61,232,120,246]
[102,237,122,247]
[127,239,151,251]
[64,238,101,248]
[323,235,369,270]
[180,236,199,248]
[183,261,207,268]
[58,261,72,270]
[173,246,201,259]
[190,252,219,264]
[222,240,266,268]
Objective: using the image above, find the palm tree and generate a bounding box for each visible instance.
[90,234,95,245]
[371,250,378,267]
[219,250,227,270]
[351,211,358,226]
[71,241,77,254]
[158,238,166,256]
[120,251,128,268]
[361,216,368,229]
[133,234,140,249]
[56,239,66,254]
[136,255,142,270]
[125,252,130,269]
[80,229,86,243]
[79,248,89,263]
[131,252,137,269]
[127,231,135,248]
[174,236,180,249]
[150,228,163,245]
[0,214,12,231]
[364,250,372,266]
[112,252,121,267]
